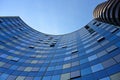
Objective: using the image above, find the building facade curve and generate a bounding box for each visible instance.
[0,0,120,80]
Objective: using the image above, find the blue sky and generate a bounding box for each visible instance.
[0,0,105,35]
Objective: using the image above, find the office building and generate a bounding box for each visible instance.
[0,0,120,80]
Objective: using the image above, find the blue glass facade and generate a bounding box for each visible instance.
[0,0,120,80]
[0,17,120,80]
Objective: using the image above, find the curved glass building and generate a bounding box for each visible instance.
[0,0,120,80]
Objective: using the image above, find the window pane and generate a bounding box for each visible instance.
[63,63,71,69]
[114,54,120,63]
[97,50,107,57]
[106,45,118,53]
[61,73,70,80]
[102,59,116,68]
[51,75,60,80]
[88,54,97,61]
[72,61,79,67]
[81,67,92,76]
[100,77,110,80]
[110,72,120,80]
[91,63,103,72]
[70,70,80,79]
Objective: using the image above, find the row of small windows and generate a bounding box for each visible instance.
[0,67,120,80]
[0,44,119,72]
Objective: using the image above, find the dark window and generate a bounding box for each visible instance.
[29,46,34,49]
[96,23,102,26]
[0,20,2,23]
[0,41,5,44]
[89,29,95,34]
[17,23,22,26]
[93,22,97,25]
[48,37,53,40]
[45,34,49,36]
[110,28,119,33]
[12,36,18,39]
[36,41,41,43]
[85,25,95,34]
[97,37,105,42]
[85,25,89,29]
[11,57,19,62]
[50,44,55,47]
[71,50,78,54]
[19,28,23,31]
[62,46,67,48]
[91,32,97,36]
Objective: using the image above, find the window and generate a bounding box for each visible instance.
[80,58,88,64]
[31,60,38,64]
[28,46,34,49]
[99,77,110,80]
[64,57,71,61]
[110,72,120,80]
[0,54,8,58]
[91,63,103,72]
[71,61,79,67]
[61,46,67,48]
[61,73,70,80]
[93,21,97,25]
[30,55,36,58]
[97,50,107,57]
[0,62,5,67]
[0,74,9,80]
[88,54,97,61]
[96,23,102,26]
[11,57,20,62]
[100,40,109,46]
[12,36,18,39]
[110,28,119,33]
[50,44,55,47]
[55,65,62,70]
[24,67,32,71]
[114,54,120,63]
[81,67,92,76]
[86,49,93,54]
[0,20,2,23]
[102,59,116,68]
[47,67,54,71]
[43,76,51,80]
[34,77,42,80]
[19,28,23,31]
[0,45,5,49]
[63,63,71,69]
[16,76,25,80]
[23,77,34,80]
[97,37,105,42]
[51,75,60,80]
[116,32,120,36]
[106,45,118,53]
[85,25,95,34]
[17,66,25,71]
[116,42,120,47]
[7,75,17,80]
[71,49,78,54]
[72,54,78,59]
[70,71,80,79]
[32,67,39,71]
